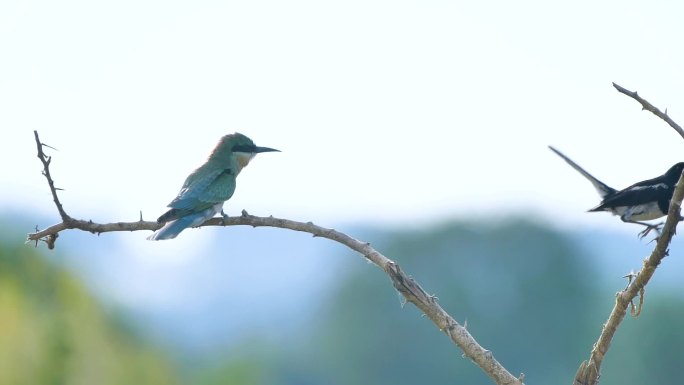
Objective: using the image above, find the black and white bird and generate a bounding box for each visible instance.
[549,146,684,238]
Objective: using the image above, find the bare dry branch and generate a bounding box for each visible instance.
[612,83,684,139]
[27,131,524,385]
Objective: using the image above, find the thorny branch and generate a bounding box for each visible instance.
[572,85,684,385]
[612,82,684,140]
[27,130,524,385]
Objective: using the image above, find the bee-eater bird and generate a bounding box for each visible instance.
[147,133,279,240]
[549,146,684,238]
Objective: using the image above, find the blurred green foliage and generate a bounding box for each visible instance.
[0,242,179,385]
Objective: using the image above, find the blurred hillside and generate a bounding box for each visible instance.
[2,215,684,384]
[0,240,179,385]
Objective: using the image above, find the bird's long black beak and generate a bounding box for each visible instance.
[233,144,281,153]
[254,146,280,153]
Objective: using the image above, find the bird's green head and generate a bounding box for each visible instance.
[210,133,279,170]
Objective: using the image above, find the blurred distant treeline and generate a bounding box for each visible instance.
[2,219,684,385]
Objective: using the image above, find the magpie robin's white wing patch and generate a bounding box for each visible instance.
[629,183,668,191]
[589,178,670,216]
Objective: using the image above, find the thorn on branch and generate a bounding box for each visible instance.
[623,270,636,281]
[623,270,637,290]
[41,142,59,152]
[32,226,40,247]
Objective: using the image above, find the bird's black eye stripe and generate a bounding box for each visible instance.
[232,144,255,152]
[220,168,234,176]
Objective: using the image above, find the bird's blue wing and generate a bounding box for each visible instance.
[197,171,237,203]
[168,167,235,210]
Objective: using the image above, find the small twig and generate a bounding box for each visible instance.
[612,83,684,140]
[34,130,71,221]
[27,131,524,385]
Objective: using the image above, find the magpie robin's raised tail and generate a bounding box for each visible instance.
[549,146,684,238]
[548,146,616,198]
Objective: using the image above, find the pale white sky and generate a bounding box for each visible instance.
[3,0,684,235]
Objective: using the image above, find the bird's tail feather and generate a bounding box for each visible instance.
[147,216,196,240]
[147,203,223,241]
[548,146,616,198]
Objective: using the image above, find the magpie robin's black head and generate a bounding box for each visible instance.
[665,162,684,182]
